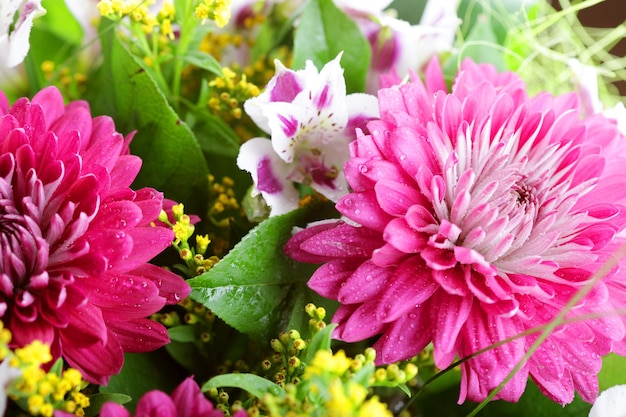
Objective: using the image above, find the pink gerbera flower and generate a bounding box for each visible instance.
[0,86,190,384]
[285,58,626,405]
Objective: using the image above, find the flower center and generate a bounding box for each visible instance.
[0,191,50,318]
[513,181,537,206]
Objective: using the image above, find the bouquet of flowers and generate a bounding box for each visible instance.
[1,0,626,416]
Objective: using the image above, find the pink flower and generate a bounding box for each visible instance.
[0,86,190,384]
[285,58,626,405]
[56,377,246,417]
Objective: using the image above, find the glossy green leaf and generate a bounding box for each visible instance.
[188,202,337,339]
[88,21,210,215]
[292,0,371,93]
[202,373,285,398]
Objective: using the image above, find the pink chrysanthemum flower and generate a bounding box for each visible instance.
[0,86,190,384]
[285,58,626,405]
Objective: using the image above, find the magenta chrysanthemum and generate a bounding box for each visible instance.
[0,86,190,384]
[285,58,626,405]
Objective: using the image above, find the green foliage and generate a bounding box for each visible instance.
[99,351,187,413]
[457,14,506,71]
[88,20,210,215]
[181,50,223,76]
[202,373,286,398]
[188,201,337,340]
[292,0,371,93]
[190,111,242,158]
[303,324,337,365]
[168,325,198,343]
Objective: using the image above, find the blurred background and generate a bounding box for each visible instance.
[389,0,626,96]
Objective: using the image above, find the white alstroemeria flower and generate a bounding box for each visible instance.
[589,385,626,417]
[0,0,46,68]
[238,53,379,217]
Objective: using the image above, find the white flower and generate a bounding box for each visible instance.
[237,53,379,216]
[589,385,626,417]
[0,0,46,68]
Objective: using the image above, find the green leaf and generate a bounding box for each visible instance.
[48,358,64,377]
[191,111,242,157]
[188,202,337,339]
[303,323,337,364]
[351,362,375,387]
[398,383,412,397]
[39,0,83,45]
[202,373,285,398]
[99,351,187,413]
[292,0,371,93]
[168,325,198,343]
[85,393,132,417]
[182,50,223,76]
[458,14,506,71]
[88,21,210,215]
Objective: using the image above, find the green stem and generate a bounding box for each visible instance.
[171,2,197,111]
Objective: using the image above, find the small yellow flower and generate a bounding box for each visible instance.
[358,396,393,417]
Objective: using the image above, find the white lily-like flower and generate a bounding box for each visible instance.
[237,53,379,217]
[589,385,626,417]
[0,0,46,68]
